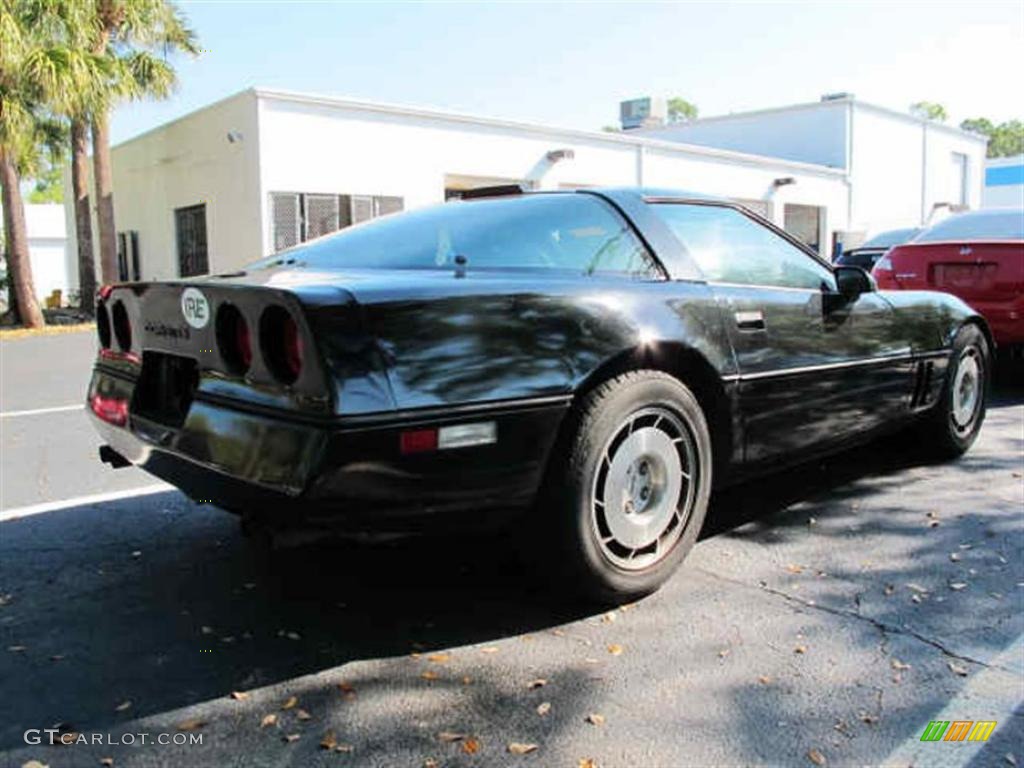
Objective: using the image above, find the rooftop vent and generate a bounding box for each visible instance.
[820,92,854,102]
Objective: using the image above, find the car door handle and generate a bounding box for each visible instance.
[734,310,766,331]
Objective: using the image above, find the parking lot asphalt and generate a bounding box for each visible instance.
[1,330,1022,768]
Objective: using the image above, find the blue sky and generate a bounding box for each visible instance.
[111,0,1024,144]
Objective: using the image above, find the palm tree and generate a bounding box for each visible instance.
[88,0,199,284]
[1,0,106,327]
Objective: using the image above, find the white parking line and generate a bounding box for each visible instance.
[0,404,83,418]
[881,634,1024,767]
[0,483,177,521]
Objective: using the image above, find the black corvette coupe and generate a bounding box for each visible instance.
[87,187,991,600]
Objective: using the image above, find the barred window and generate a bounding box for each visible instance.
[270,193,405,252]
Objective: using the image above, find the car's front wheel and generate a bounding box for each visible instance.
[542,370,712,602]
[918,324,990,458]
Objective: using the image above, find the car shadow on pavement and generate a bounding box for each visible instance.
[698,369,1023,766]
[0,367,1020,761]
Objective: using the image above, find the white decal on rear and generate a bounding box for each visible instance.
[181,287,210,329]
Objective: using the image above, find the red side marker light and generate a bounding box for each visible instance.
[90,394,129,427]
[400,428,438,454]
[98,284,114,301]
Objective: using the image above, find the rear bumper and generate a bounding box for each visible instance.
[88,367,569,531]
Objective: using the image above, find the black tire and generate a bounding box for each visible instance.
[540,370,712,603]
[918,324,990,459]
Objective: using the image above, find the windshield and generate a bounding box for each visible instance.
[859,228,920,249]
[250,194,662,278]
[914,210,1024,242]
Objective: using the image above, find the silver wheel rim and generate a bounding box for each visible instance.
[590,406,697,571]
[950,347,982,433]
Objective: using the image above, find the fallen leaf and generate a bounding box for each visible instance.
[462,738,481,755]
[1005,753,1017,766]
[421,671,440,681]
[794,645,808,654]
[586,713,605,726]
[337,682,356,694]
[527,678,547,689]
[462,676,473,685]
[176,719,206,732]
[911,594,923,604]
[296,709,312,721]
[537,702,551,716]
[320,730,337,750]
[282,734,300,743]
[334,744,354,753]
[21,762,49,768]
[480,646,499,654]
[230,691,249,701]
[428,653,450,664]
[807,747,827,765]
[718,648,731,658]
[907,583,929,594]
[438,732,466,742]
[508,742,538,755]
[260,713,278,728]
[601,611,617,623]
[859,713,879,725]
[948,661,969,676]
[949,582,968,591]
[950,553,962,562]
[579,760,598,768]
[890,659,911,671]
[7,645,26,652]
[100,760,114,768]
[607,644,624,656]
[424,760,439,768]
[785,564,804,574]
[281,696,298,710]
[758,675,772,684]
[883,584,895,596]
[115,701,131,712]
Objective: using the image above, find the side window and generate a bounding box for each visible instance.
[651,203,833,290]
[468,196,661,277]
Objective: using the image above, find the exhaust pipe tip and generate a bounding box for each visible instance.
[99,444,132,469]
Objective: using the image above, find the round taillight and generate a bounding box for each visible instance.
[216,304,252,375]
[96,302,111,349]
[260,306,303,384]
[111,300,131,352]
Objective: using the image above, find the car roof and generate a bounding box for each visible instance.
[582,187,725,204]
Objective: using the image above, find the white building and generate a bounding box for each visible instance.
[65,88,850,284]
[0,203,71,304]
[635,94,987,245]
[983,155,1024,209]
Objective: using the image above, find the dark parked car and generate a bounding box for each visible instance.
[836,227,921,271]
[873,208,1023,350]
[88,188,991,600]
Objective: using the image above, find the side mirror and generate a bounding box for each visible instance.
[824,266,876,314]
[834,265,876,297]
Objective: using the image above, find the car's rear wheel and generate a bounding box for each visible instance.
[918,324,989,459]
[541,370,712,602]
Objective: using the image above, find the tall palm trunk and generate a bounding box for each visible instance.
[0,148,45,328]
[71,119,96,314]
[91,111,117,284]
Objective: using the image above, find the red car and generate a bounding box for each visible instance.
[873,208,1024,349]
